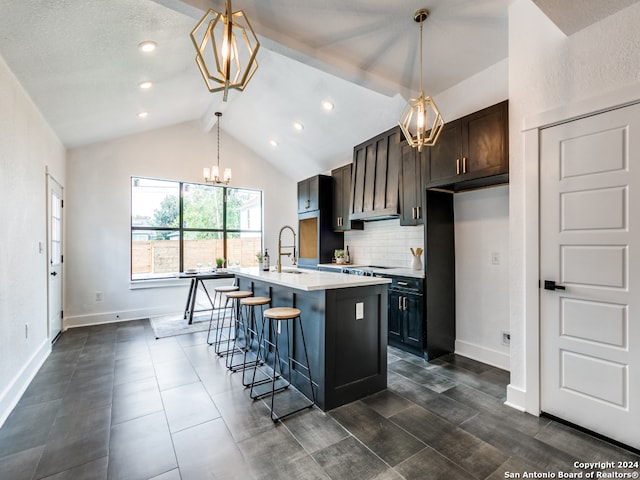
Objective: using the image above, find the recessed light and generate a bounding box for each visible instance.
[269,140,278,147]
[138,41,157,53]
[293,122,304,131]
[138,81,153,90]
[322,100,334,111]
[137,111,149,118]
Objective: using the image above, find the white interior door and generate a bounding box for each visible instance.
[47,175,63,341]
[540,102,640,449]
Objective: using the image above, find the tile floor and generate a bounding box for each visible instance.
[0,319,638,480]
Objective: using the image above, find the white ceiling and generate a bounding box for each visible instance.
[532,0,638,35]
[0,0,516,180]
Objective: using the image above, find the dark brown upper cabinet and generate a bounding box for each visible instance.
[399,142,430,226]
[297,175,320,213]
[331,164,363,231]
[427,100,508,191]
[350,125,402,221]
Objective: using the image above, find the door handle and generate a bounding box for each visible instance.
[50,271,58,276]
[544,280,565,291]
[456,158,461,175]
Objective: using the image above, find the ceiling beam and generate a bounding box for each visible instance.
[152,0,410,99]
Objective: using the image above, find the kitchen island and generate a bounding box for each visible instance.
[232,267,390,411]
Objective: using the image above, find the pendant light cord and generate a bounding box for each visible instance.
[419,18,424,95]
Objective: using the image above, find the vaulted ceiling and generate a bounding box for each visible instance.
[0,1,633,180]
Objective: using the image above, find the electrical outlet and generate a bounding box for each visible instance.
[95,291,103,301]
[491,252,501,265]
[501,331,511,346]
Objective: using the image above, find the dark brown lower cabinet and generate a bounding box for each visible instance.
[387,280,424,356]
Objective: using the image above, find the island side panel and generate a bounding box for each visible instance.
[324,285,387,410]
[235,275,387,411]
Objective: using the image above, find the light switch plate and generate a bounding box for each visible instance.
[355,302,364,320]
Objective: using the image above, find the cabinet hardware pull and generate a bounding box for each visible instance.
[398,296,403,310]
[397,281,408,286]
[338,216,342,227]
[403,297,407,311]
[416,206,421,219]
[305,199,310,209]
[462,157,467,174]
[456,158,461,175]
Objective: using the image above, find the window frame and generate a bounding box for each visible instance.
[130,176,263,281]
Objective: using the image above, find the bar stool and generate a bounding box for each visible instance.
[212,284,239,316]
[250,307,315,422]
[206,284,239,346]
[211,290,253,357]
[228,296,271,377]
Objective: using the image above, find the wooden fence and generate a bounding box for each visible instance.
[132,238,261,274]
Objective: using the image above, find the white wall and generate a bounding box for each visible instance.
[507,0,640,411]
[434,59,509,124]
[65,121,297,327]
[454,186,509,369]
[0,54,66,425]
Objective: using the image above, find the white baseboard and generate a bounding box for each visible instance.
[505,384,528,412]
[0,338,51,428]
[454,339,510,371]
[64,306,179,329]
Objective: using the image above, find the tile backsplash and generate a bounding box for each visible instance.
[343,218,424,268]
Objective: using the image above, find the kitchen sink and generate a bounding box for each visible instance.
[278,268,305,274]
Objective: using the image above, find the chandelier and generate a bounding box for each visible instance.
[399,8,444,151]
[190,0,260,101]
[203,112,231,185]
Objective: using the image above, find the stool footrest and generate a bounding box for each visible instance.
[246,312,316,422]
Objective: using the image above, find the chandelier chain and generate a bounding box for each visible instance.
[419,19,424,94]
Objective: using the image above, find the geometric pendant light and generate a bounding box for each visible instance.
[190,0,260,101]
[399,8,445,151]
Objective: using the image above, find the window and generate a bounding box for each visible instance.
[131,177,262,280]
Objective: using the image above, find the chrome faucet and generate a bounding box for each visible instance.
[277,225,297,272]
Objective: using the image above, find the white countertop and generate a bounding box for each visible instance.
[231,267,391,291]
[316,263,425,279]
